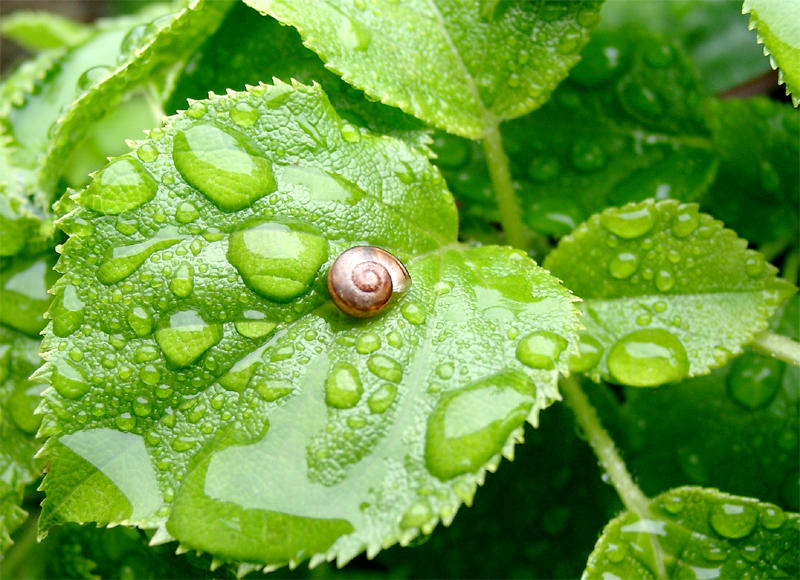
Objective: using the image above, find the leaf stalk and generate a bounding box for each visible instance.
[751,331,800,368]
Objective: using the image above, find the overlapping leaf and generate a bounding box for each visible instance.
[38,82,580,571]
[247,0,603,138]
[583,486,800,579]
[166,2,428,150]
[743,0,800,106]
[1,11,91,51]
[434,31,716,239]
[544,199,796,386]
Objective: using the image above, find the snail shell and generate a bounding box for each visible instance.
[328,246,411,318]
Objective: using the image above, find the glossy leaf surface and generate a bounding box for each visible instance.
[247,0,603,138]
[544,199,796,386]
[583,486,800,579]
[744,0,800,106]
[38,82,580,570]
[434,31,715,238]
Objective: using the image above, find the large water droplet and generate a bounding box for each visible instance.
[279,166,364,203]
[368,383,397,413]
[425,371,535,480]
[401,302,426,325]
[356,333,381,354]
[515,331,568,370]
[234,310,277,339]
[51,284,85,337]
[172,123,275,212]
[570,141,606,172]
[325,362,363,408]
[607,329,688,386]
[175,201,199,224]
[154,309,222,367]
[127,306,154,337]
[98,235,179,285]
[727,353,783,410]
[569,334,603,373]
[400,499,432,529]
[655,269,675,292]
[671,205,699,238]
[227,221,328,302]
[600,204,657,239]
[338,14,371,51]
[169,263,194,297]
[609,252,639,279]
[77,65,112,91]
[709,503,757,539]
[367,354,402,383]
[620,81,663,118]
[758,503,785,530]
[79,158,157,215]
[50,361,91,399]
[229,102,259,127]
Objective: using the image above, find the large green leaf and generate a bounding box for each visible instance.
[598,0,768,93]
[0,11,91,51]
[434,31,715,239]
[583,486,800,579]
[37,82,580,571]
[247,0,603,138]
[702,97,799,251]
[166,2,428,150]
[744,0,800,106]
[543,199,796,386]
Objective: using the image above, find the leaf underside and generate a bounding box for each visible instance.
[247,0,603,138]
[543,199,796,387]
[583,486,800,579]
[38,81,580,571]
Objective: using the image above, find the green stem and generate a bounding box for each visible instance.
[1,513,43,579]
[481,121,528,250]
[751,331,800,368]
[560,375,666,580]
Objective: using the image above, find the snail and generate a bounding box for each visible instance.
[328,246,411,318]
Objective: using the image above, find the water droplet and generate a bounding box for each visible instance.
[709,502,757,539]
[51,284,85,337]
[605,541,626,563]
[661,494,684,514]
[570,42,621,87]
[154,309,222,367]
[234,310,277,339]
[120,23,149,54]
[325,362,363,409]
[139,365,160,386]
[169,263,194,297]
[759,503,785,529]
[79,158,157,215]
[340,123,361,143]
[740,544,762,562]
[515,331,568,370]
[667,249,681,264]
[436,362,454,380]
[643,42,673,68]
[570,141,606,172]
[98,235,179,285]
[229,102,259,127]
[609,252,639,279]
[368,383,397,413]
[136,143,158,163]
[127,306,154,337]
[620,81,663,118]
[227,220,328,302]
[175,201,199,223]
[279,165,364,203]
[133,396,153,417]
[50,361,91,399]
[254,379,293,402]
[636,312,652,326]
[671,205,699,238]
[338,14,371,50]
[727,353,783,410]
[77,65,111,91]
[400,499,432,529]
[115,413,136,432]
[556,30,582,55]
[607,329,689,386]
[186,101,207,119]
[425,371,535,480]
[356,333,381,354]
[744,251,765,277]
[655,269,675,292]
[367,354,402,383]
[401,302,426,325]
[600,204,657,239]
[653,301,667,313]
[569,334,603,373]
[387,331,403,348]
[527,155,561,182]
[172,123,276,212]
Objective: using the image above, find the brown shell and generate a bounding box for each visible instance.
[328,246,411,318]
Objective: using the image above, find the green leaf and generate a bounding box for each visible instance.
[37,82,580,570]
[0,11,92,51]
[743,0,800,106]
[246,0,603,138]
[0,326,47,554]
[166,2,428,150]
[583,486,800,579]
[598,0,768,93]
[434,31,716,238]
[543,199,796,386]
[591,296,800,511]
[702,97,799,251]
